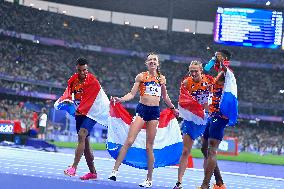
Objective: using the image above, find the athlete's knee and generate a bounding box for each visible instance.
[201,145,208,157]
[182,147,190,157]
[208,147,218,158]
[78,130,87,143]
[125,137,135,147]
[146,142,154,152]
[146,139,154,147]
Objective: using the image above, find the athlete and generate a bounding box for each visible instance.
[61,58,107,180]
[199,50,233,189]
[173,60,213,189]
[108,52,178,188]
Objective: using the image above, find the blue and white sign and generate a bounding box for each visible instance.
[0,123,14,134]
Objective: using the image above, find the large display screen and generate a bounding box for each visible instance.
[214,7,283,49]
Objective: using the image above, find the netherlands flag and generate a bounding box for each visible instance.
[178,84,207,126]
[220,69,238,126]
[54,73,110,127]
[107,102,183,169]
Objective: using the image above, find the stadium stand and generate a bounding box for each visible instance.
[39,0,284,19]
[1,2,284,65]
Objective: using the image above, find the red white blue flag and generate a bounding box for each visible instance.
[178,85,207,126]
[54,73,110,127]
[107,102,183,169]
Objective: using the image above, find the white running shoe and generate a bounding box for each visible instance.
[108,170,118,181]
[139,179,153,188]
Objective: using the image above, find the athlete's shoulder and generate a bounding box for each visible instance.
[180,76,188,88]
[81,73,100,88]
[67,73,78,85]
[135,72,144,82]
[160,74,166,80]
[203,74,214,83]
[183,76,193,85]
[87,73,99,82]
[138,71,148,77]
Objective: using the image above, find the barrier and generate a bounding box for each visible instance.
[26,138,57,152]
[0,120,22,134]
[218,136,238,156]
[176,155,194,168]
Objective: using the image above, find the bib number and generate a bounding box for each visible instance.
[145,85,161,96]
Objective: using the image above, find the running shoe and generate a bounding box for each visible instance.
[108,170,118,181]
[139,179,153,188]
[64,166,76,176]
[213,184,226,189]
[173,181,183,189]
[80,172,97,180]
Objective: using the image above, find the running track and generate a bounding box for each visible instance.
[0,146,283,189]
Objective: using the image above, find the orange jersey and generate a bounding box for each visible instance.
[209,79,224,116]
[139,72,161,97]
[70,78,84,104]
[184,75,213,105]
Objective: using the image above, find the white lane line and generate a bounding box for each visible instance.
[1,146,284,186]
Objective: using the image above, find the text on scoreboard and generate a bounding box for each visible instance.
[214,7,283,49]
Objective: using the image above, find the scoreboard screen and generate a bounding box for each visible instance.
[282,33,284,50]
[214,7,283,49]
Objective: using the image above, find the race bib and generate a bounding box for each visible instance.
[144,82,161,96]
[208,93,213,105]
[196,93,209,104]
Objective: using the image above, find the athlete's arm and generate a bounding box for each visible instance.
[161,76,179,115]
[182,78,188,87]
[112,73,142,103]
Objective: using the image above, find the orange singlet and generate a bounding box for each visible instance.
[70,78,84,106]
[184,75,213,105]
[139,72,161,97]
[208,79,224,116]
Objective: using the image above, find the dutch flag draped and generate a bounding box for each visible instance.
[220,69,238,126]
[178,84,207,126]
[54,73,110,127]
[107,102,183,169]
